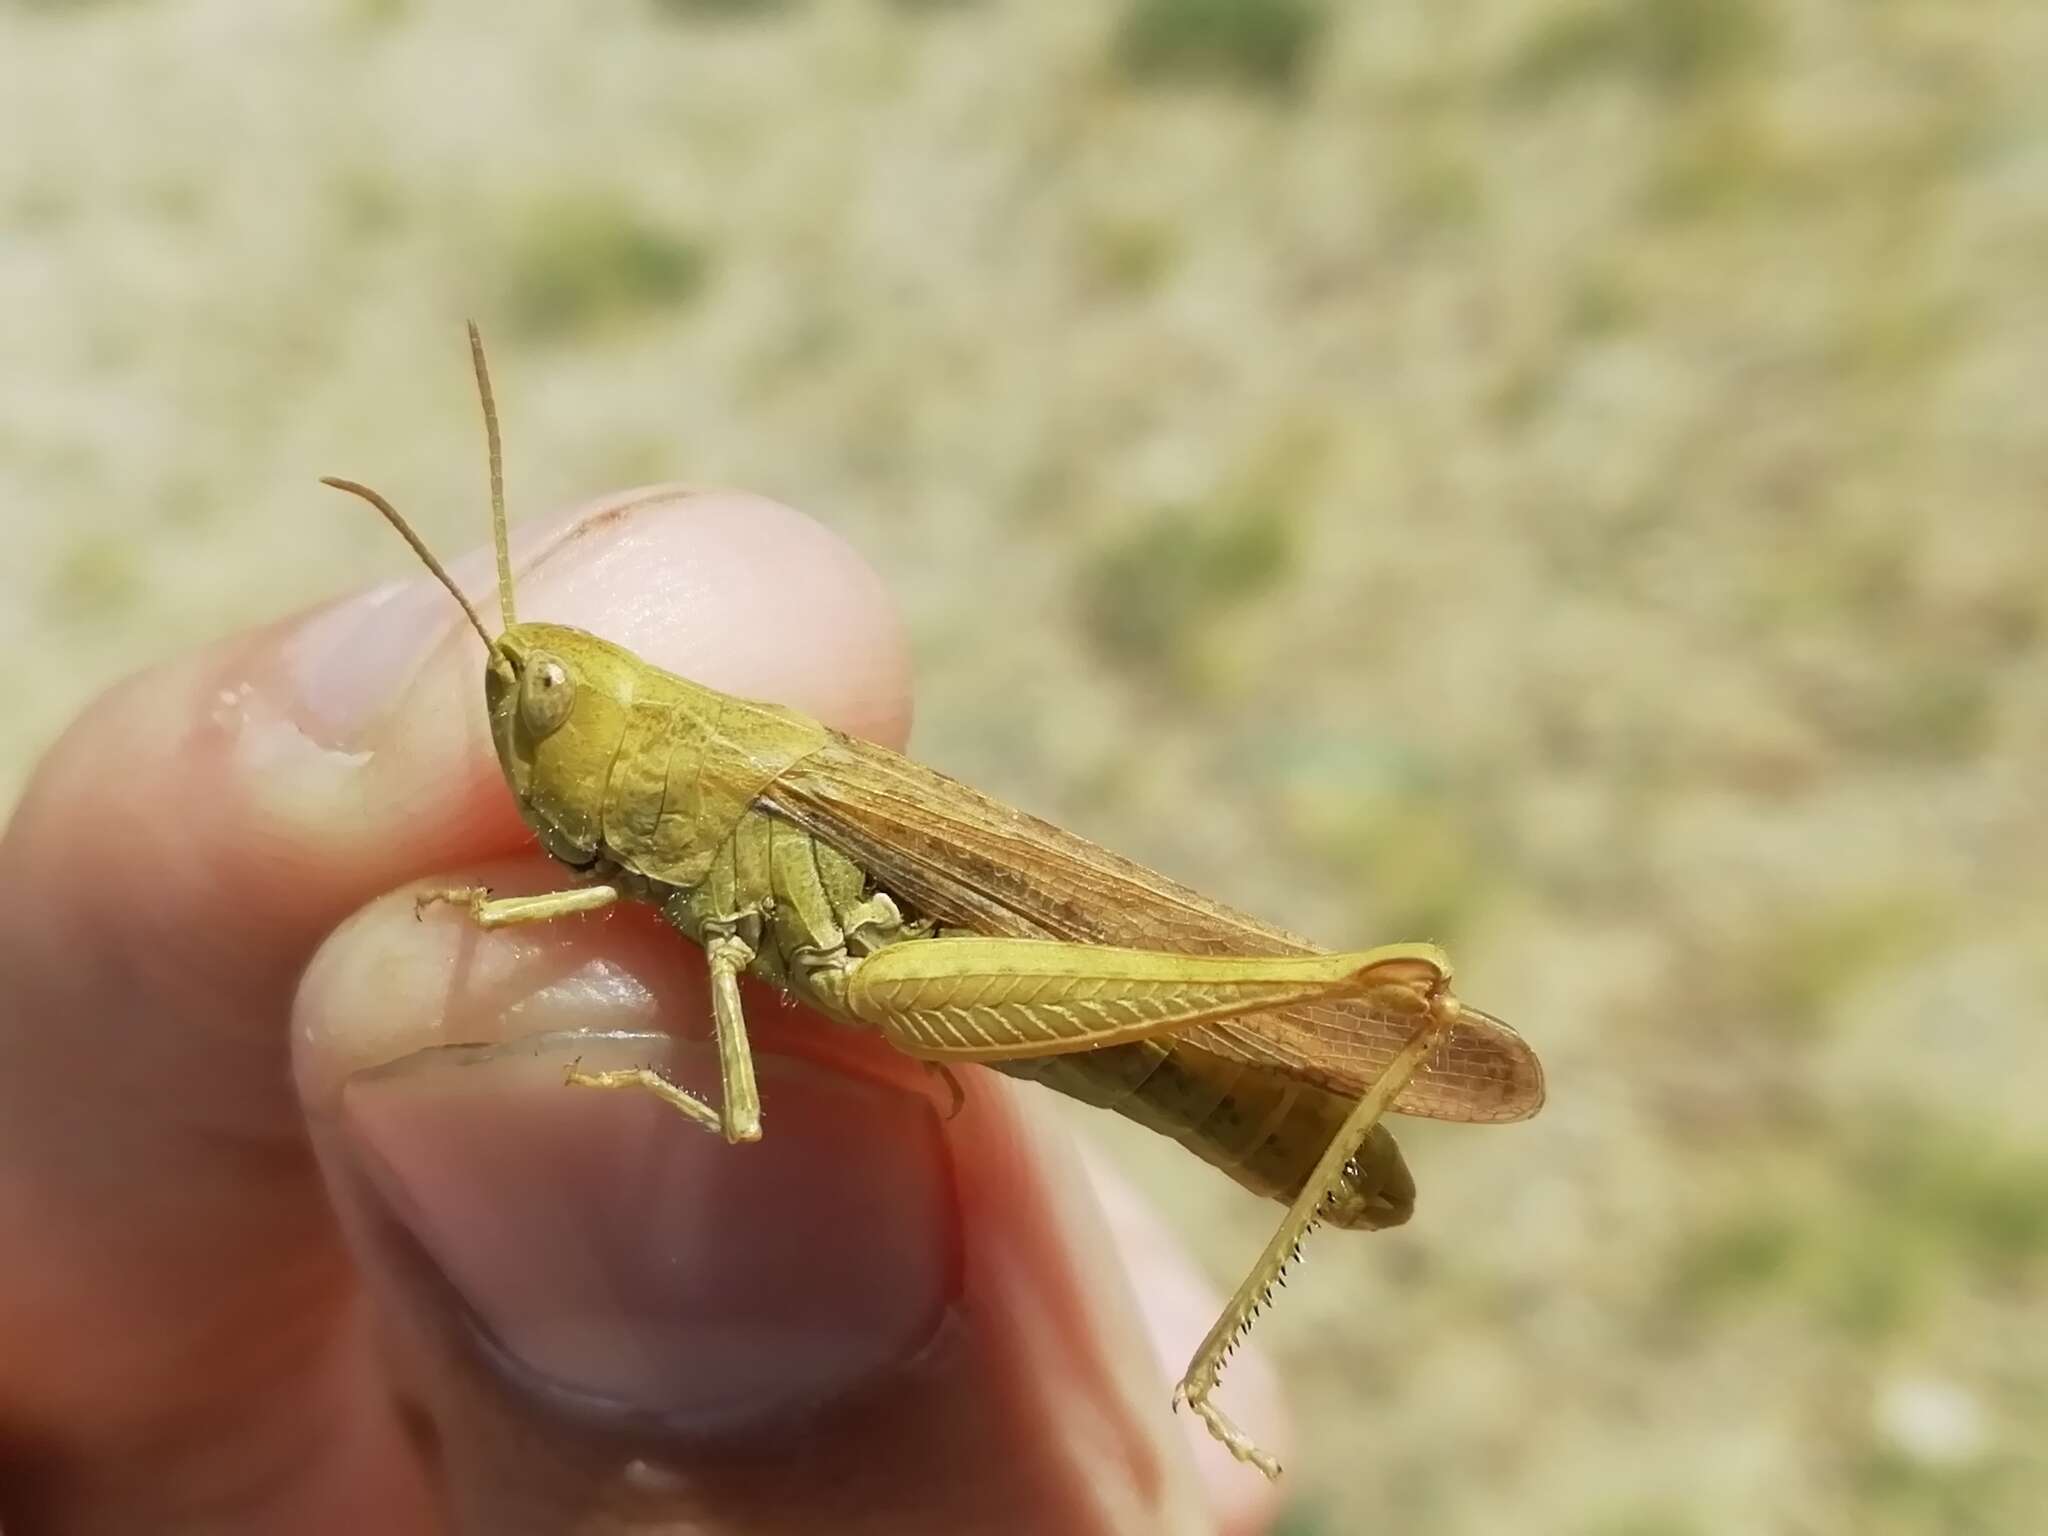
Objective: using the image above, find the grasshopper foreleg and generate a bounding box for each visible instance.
[415,884,621,927]
[1172,992,1459,1480]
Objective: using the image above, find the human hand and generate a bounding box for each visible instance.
[0,488,1286,1535]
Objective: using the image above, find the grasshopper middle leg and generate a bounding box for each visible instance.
[416,884,762,1143]
[567,922,764,1144]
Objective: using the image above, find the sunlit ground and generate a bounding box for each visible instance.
[4,2,2044,1531]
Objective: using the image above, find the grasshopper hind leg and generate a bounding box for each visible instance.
[1174,996,1459,1480]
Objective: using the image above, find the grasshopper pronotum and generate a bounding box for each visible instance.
[322,327,1545,1478]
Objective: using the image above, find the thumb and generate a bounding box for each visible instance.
[295,867,1216,1535]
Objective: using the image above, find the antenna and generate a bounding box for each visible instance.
[319,477,495,652]
[467,321,517,632]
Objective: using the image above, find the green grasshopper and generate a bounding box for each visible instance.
[321,326,1544,1478]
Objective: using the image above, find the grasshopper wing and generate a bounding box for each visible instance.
[763,735,1544,1124]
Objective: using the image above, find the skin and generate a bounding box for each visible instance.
[0,487,1286,1536]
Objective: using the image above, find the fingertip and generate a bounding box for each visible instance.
[510,486,914,750]
[292,860,698,1111]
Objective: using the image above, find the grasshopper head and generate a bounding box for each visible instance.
[485,622,641,866]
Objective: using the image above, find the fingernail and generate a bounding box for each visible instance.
[284,573,478,747]
[340,1030,960,1430]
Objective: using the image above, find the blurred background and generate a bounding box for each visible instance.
[4,1,2044,1531]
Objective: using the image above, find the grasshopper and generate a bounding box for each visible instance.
[322,326,1545,1478]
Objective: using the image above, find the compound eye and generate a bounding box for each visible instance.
[519,655,576,738]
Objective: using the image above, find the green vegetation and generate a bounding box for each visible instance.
[1667,1122,2048,1342]
[1078,497,1292,685]
[1113,0,1325,94]
[652,0,793,18]
[501,197,711,341]
[43,535,141,627]
[1325,789,1490,947]
[1504,0,1774,103]
[1077,216,1180,299]
[1738,897,1944,1040]
[1271,1499,1336,1536]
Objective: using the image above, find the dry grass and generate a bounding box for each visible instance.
[4,1,2045,1530]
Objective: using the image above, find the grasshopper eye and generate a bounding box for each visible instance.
[519,655,576,737]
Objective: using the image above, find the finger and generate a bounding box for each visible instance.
[0,487,908,1531]
[296,864,1211,1534]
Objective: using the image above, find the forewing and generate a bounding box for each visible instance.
[762,736,1544,1123]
